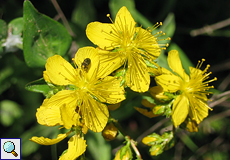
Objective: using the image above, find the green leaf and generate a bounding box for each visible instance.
[0,19,8,54]
[8,17,24,35]
[23,0,72,68]
[0,100,23,126]
[25,78,50,96]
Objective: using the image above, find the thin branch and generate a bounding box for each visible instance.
[174,140,184,160]
[130,138,142,160]
[50,0,76,37]
[218,73,230,91]
[190,18,230,37]
[112,118,143,159]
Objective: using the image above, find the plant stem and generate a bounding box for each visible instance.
[111,118,143,160]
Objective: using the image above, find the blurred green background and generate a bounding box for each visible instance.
[1,0,230,160]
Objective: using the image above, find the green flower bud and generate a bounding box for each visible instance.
[114,145,132,160]
[150,144,163,156]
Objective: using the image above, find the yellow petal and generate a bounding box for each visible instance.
[135,27,161,60]
[36,90,77,126]
[74,47,99,79]
[90,76,125,104]
[148,62,162,77]
[60,104,80,129]
[149,86,169,99]
[161,67,174,75]
[134,107,158,118]
[30,131,71,145]
[114,6,136,37]
[188,94,209,124]
[141,99,155,108]
[59,135,87,160]
[155,74,181,92]
[86,22,117,50]
[168,50,189,81]
[126,53,150,92]
[36,99,63,126]
[142,137,157,146]
[172,95,189,128]
[189,66,203,83]
[43,71,51,82]
[108,103,121,111]
[80,94,109,132]
[45,55,78,85]
[97,48,125,78]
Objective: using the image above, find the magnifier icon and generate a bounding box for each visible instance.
[3,141,18,157]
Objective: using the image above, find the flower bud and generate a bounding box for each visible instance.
[114,149,130,160]
[182,118,199,132]
[142,137,157,146]
[152,105,165,115]
[102,123,118,141]
[142,133,162,146]
[114,145,132,160]
[150,144,163,156]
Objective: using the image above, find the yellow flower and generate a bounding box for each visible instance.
[37,47,125,132]
[86,6,169,92]
[155,50,217,128]
[30,133,87,160]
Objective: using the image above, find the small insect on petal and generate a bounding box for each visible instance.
[81,58,91,71]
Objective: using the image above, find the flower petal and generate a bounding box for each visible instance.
[189,66,203,83]
[43,71,51,82]
[97,48,125,78]
[36,99,63,126]
[114,6,136,36]
[86,22,118,50]
[108,103,121,111]
[74,47,99,79]
[80,94,109,132]
[90,76,125,104]
[134,107,158,118]
[155,74,181,92]
[168,50,189,81]
[45,55,78,85]
[36,90,77,126]
[126,53,150,92]
[30,131,71,145]
[172,95,189,127]
[149,86,169,100]
[141,99,155,108]
[135,27,161,60]
[59,135,87,160]
[60,104,80,129]
[188,94,209,124]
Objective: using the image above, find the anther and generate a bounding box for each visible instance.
[106,14,114,23]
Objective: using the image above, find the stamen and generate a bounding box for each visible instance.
[107,14,114,23]
[148,22,163,32]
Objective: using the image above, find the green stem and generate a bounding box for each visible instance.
[111,117,143,160]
